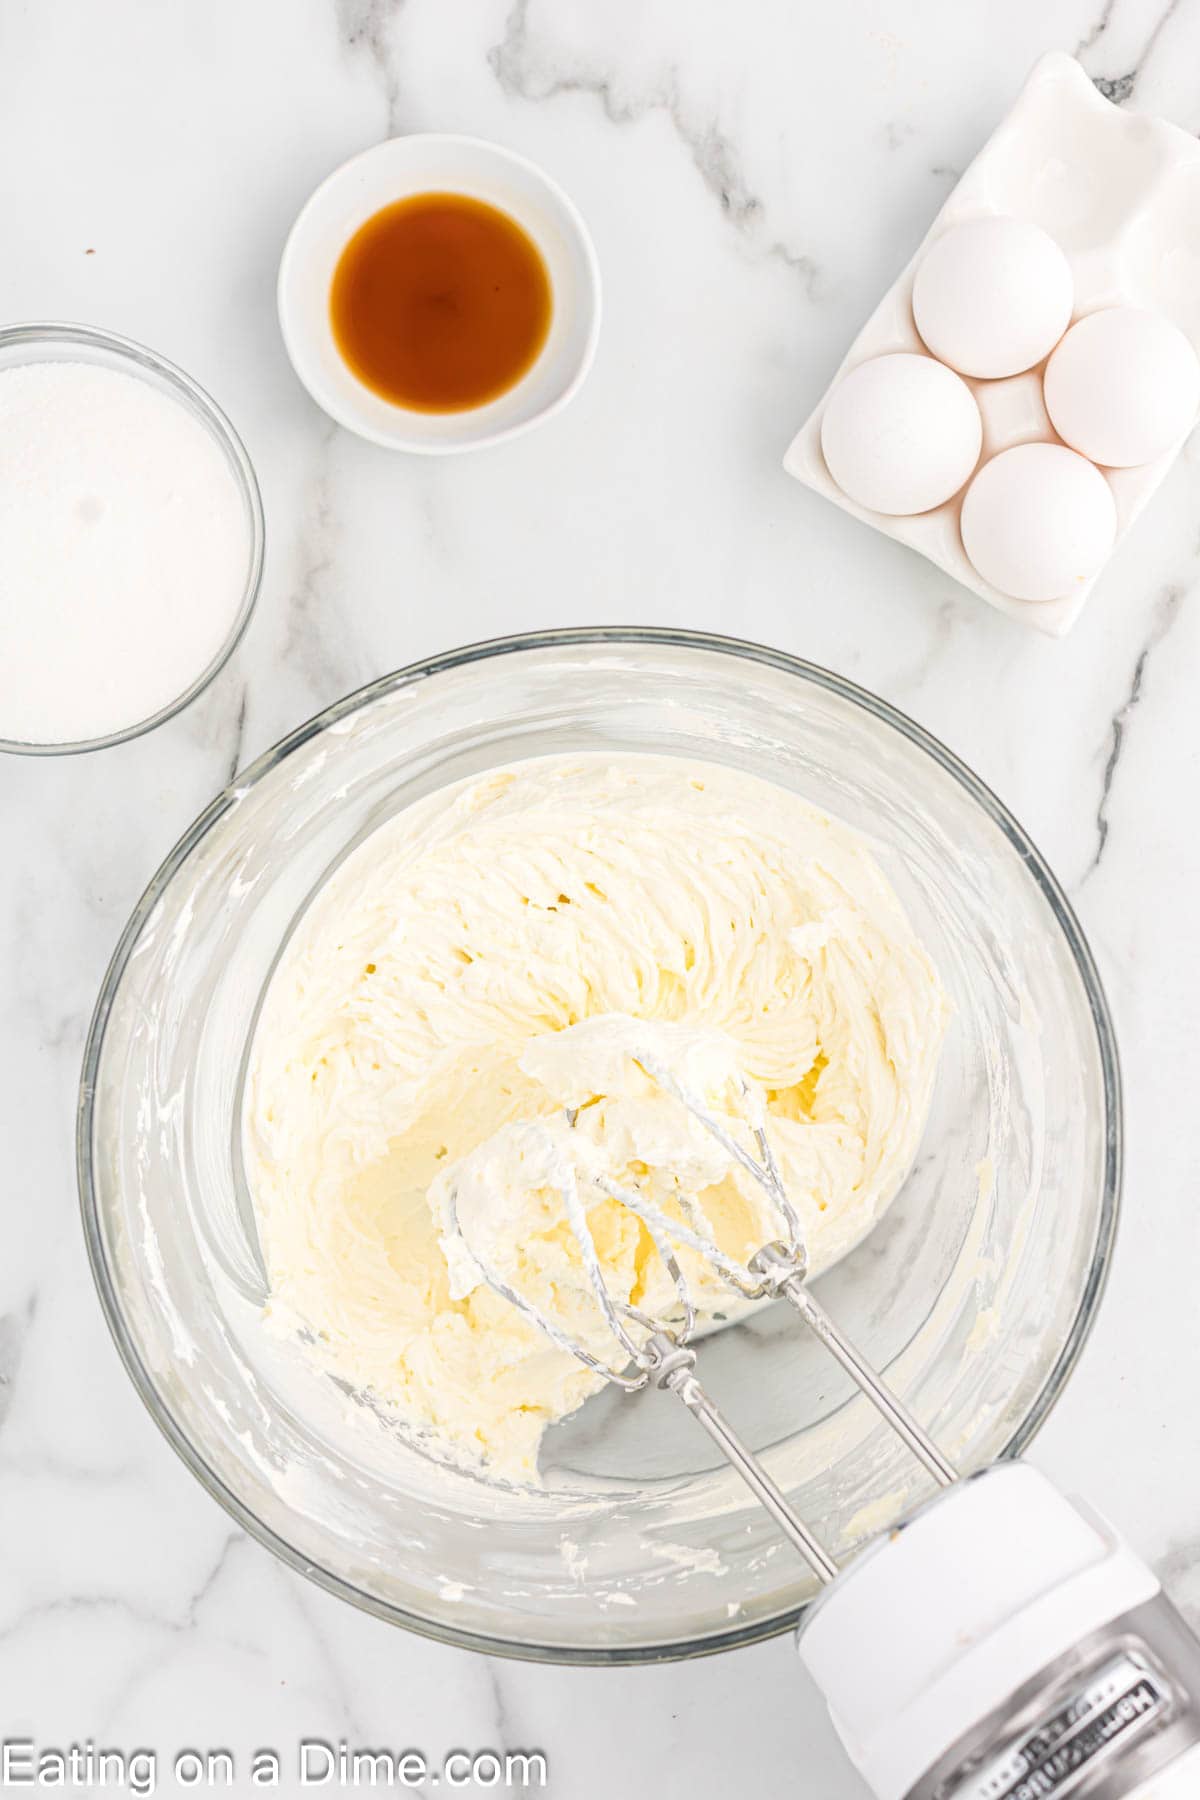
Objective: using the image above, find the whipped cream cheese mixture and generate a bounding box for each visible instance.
[244,755,948,1481]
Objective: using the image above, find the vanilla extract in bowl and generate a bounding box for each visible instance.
[330,192,553,413]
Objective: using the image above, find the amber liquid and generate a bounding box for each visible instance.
[329,192,553,413]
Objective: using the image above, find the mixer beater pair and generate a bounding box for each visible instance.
[445,1043,956,1588]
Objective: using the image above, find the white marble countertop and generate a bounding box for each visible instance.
[3,2,1199,1794]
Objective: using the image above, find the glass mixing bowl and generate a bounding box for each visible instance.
[78,630,1120,1663]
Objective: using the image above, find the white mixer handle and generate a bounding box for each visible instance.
[798,1463,1200,1800]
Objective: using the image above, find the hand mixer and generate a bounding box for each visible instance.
[447,1046,1200,1800]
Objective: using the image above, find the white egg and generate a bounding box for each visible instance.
[1043,305,1200,467]
[819,353,982,516]
[912,216,1074,379]
[960,444,1116,602]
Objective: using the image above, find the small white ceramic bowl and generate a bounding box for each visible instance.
[278,134,601,454]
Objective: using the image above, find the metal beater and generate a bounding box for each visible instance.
[445,1040,954,1587]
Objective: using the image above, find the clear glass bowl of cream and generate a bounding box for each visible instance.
[78,630,1120,1662]
[0,322,264,756]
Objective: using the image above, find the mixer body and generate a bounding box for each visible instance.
[798,1464,1200,1800]
[907,1593,1200,1800]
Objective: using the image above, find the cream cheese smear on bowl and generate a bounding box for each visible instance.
[243,755,948,1482]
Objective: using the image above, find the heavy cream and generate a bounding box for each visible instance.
[0,358,249,746]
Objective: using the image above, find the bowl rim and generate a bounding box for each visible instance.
[76,626,1123,1665]
[0,320,266,758]
[276,132,603,455]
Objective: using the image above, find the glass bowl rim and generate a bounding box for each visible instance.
[0,320,266,758]
[76,626,1123,1665]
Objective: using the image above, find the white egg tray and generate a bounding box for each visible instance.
[784,52,1200,637]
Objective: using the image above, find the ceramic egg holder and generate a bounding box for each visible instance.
[784,52,1200,638]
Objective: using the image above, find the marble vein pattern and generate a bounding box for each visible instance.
[1,2,1199,1796]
